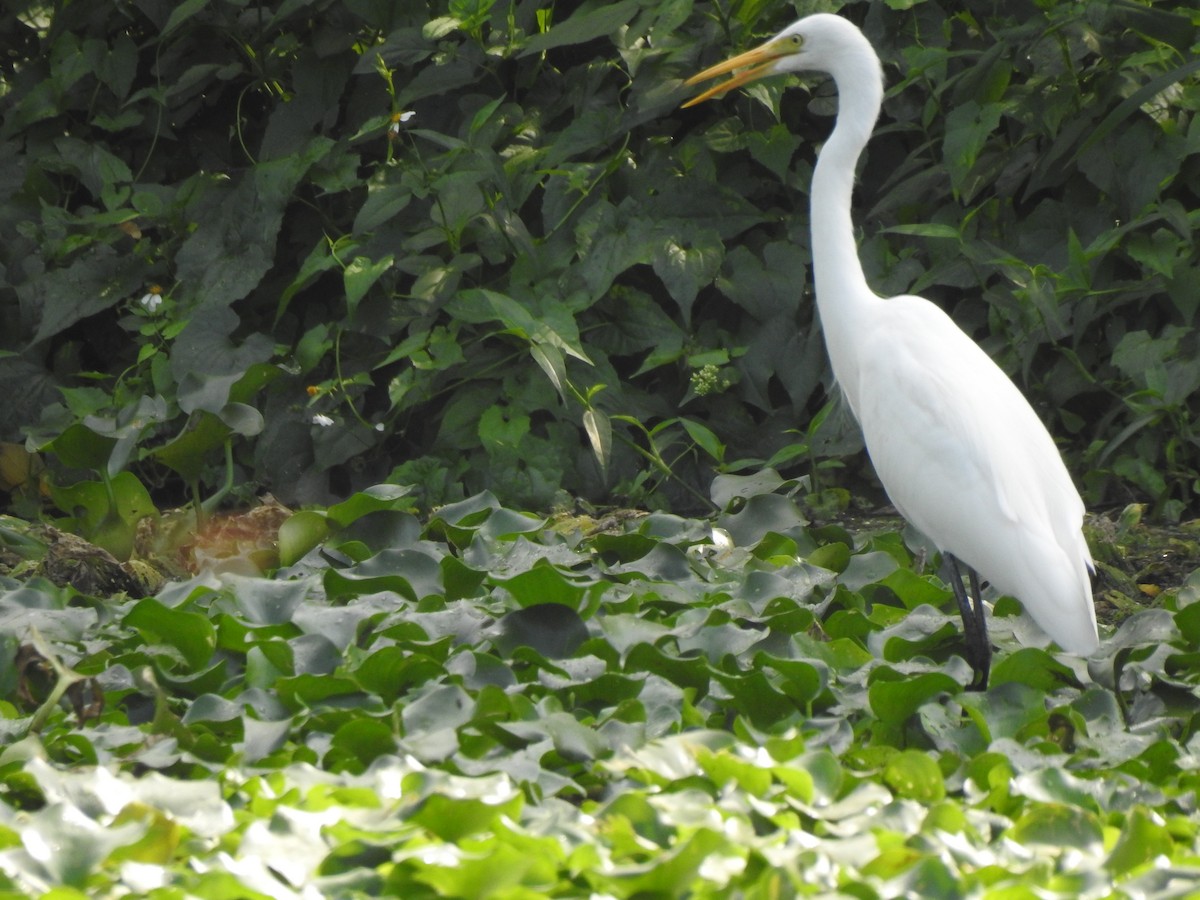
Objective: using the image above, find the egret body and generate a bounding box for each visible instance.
[684,14,1099,686]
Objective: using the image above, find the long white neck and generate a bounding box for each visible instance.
[810,43,884,411]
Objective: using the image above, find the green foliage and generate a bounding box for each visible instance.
[1,0,1199,520]
[0,487,1199,894]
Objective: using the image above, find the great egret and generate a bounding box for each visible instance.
[683,14,1099,687]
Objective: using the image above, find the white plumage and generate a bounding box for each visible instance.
[685,14,1099,683]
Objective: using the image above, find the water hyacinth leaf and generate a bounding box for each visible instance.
[450,650,517,692]
[336,511,426,559]
[124,599,215,669]
[277,510,330,566]
[402,683,474,736]
[324,548,443,601]
[289,633,341,675]
[477,507,545,541]
[1106,805,1176,875]
[494,562,586,609]
[606,541,695,583]
[45,422,115,473]
[883,749,946,802]
[425,491,502,545]
[879,612,962,664]
[990,647,1080,690]
[880,568,950,610]
[506,710,608,761]
[240,714,292,764]
[221,575,308,625]
[441,554,487,600]
[354,647,447,704]
[625,643,712,694]
[709,469,787,509]
[407,781,524,843]
[46,471,156,558]
[151,411,231,482]
[841,550,904,591]
[868,670,960,724]
[718,492,807,547]
[562,667,642,706]
[1015,766,1106,811]
[245,643,289,688]
[331,717,397,769]
[694,746,772,796]
[274,673,367,711]
[712,670,799,728]
[958,682,1052,744]
[808,541,851,573]
[215,402,263,437]
[494,604,589,659]
[325,485,418,529]
[18,802,145,887]
[674,611,764,661]
[798,749,844,802]
[183,693,242,724]
[1009,803,1104,853]
[757,655,824,707]
[292,601,386,652]
[609,827,730,896]
[587,531,658,563]
[1173,598,1200,646]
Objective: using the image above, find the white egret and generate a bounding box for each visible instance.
[683,14,1099,687]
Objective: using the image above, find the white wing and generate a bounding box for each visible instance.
[843,294,1098,655]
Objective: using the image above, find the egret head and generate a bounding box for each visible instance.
[682,14,876,107]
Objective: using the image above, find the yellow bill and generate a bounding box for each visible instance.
[682,39,793,107]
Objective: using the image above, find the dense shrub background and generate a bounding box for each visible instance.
[1,0,1198,529]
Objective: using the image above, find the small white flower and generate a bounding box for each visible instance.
[388,110,416,135]
[312,414,335,427]
[139,291,163,313]
[374,423,385,432]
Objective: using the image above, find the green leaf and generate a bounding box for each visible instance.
[161,0,210,37]
[151,412,231,481]
[530,343,568,402]
[680,418,724,464]
[331,717,397,769]
[990,647,1079,690]
[1009,804,1104,853]
[46,423,116,472]
[868,670,960,724]
[324,549,444,602]
[1106,805,1176,874]
[277,241,343,322]
[343,254,394,316]
[582,408,611,474]
[125,598,216,669]
[942,101,1003,198]
[520,0,640,55]
[494,603,589,659]
[883,749,946,802]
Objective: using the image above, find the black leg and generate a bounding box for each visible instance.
[942,554,991,690]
